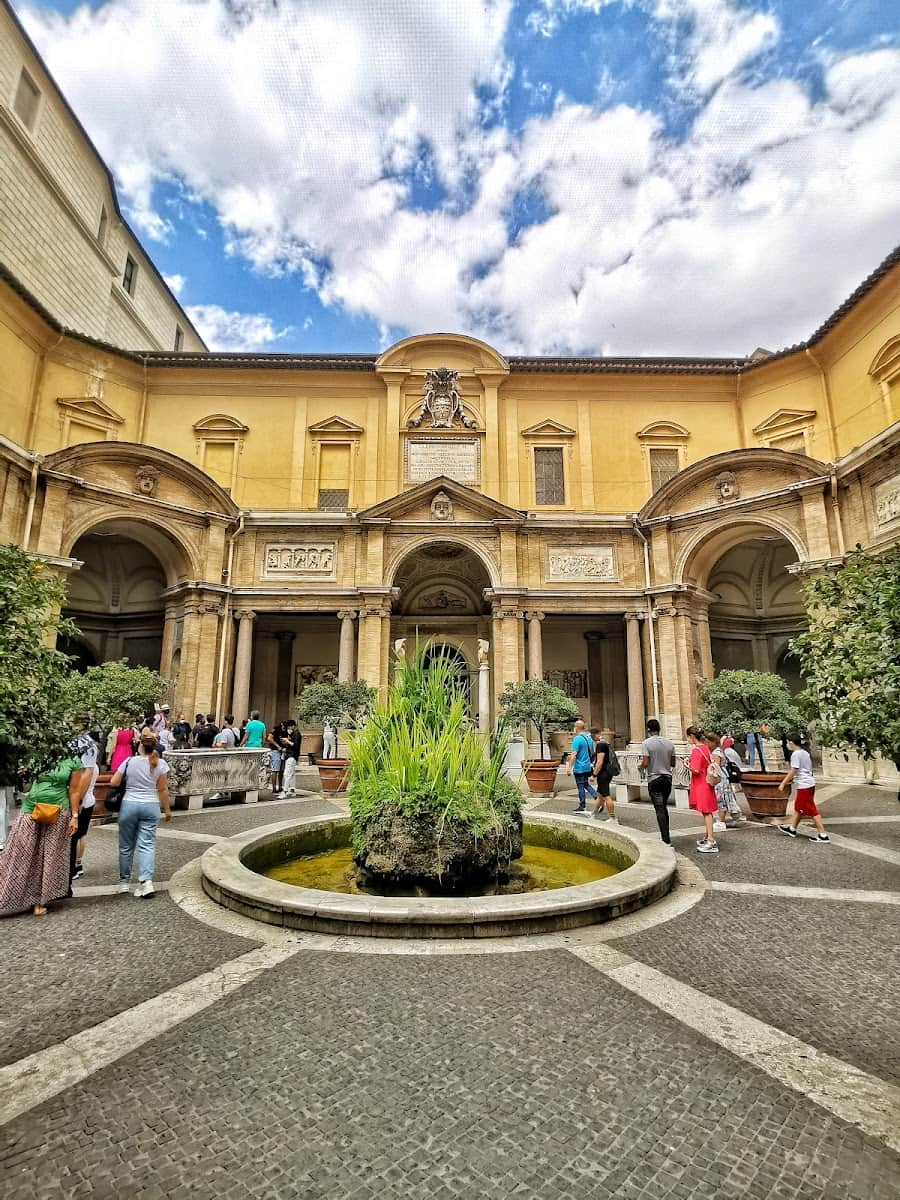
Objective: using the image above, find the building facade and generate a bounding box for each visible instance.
[1,250,899,774]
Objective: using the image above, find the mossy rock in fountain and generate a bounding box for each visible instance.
[354,805,523,892]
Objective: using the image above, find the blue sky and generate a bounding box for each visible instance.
[16,0,900,354]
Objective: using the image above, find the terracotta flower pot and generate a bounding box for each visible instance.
[316,759,349,793]
[523,759,560,794]
[740,771,789,819]
[91,771,116,820]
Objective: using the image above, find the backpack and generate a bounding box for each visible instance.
[725,755,743,783]
[706,752,723,787]
[607,747,621,777]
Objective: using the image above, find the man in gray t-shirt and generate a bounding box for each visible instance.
[641,719,675,845]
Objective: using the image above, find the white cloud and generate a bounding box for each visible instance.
[17,1,900,357]
[163,273,185,296]
[184,304,289,352]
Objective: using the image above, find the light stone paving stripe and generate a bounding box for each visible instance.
[826,832,900,868]
[707,879,900,905]
[0,943,299,1128]
[824,815,900,824]
[96,825,223,845]
[73,882,171,898]
[568,944,900,1156]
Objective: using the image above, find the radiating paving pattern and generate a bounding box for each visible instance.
[1,783,898,1198]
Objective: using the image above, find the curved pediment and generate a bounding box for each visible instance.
[42,441,239,518]
[376,333,509,375]
[639,447,828,521]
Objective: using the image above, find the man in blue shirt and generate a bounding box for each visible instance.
[565,719,597,813]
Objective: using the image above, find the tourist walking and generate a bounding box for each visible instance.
[267,723,286,793]
[111,729,172,898]
[589,729,617,823]
[241,710,267,748]
[109,725,135,773]
[686,726,720,854]
[70,731,99,884]
[778,735,830,842]
[566,719,597,813]
[704,733,730,835]
[640,719,675,844]
[280,719,301,796]
[0,746,92,916]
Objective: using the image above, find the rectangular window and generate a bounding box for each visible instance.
[649,447,680,492]
[174,325,184,351]
[317,489,349,511]
[97,206,108,245]
[122,254,137,296]
[13,68,40,131]
[769,432,806,454]
[202,441,235,491]
[534,446,565,505]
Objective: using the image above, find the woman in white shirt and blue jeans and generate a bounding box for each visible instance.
[110,729,172,898]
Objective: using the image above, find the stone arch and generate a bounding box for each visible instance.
[62,510,200,585]
[375,332,509,374]
[676,513,806,588]
[386,533,501,591]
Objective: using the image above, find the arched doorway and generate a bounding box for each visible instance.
[64,520,179,674]
[422,642,471,697]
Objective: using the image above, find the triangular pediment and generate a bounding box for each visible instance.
[56,396,124,424]
[520,419,576,438]
[752,409,816,435]
[359,476,525,523]
[308,415,364,435]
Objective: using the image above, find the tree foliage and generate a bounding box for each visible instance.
[62,660,169,739]
[295,678,374,731]
[499,678,580,759]
[0,544,78,785]
[699,670,804,771]
[790,546,900,768]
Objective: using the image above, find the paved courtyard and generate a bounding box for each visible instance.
[2,782,899,1199]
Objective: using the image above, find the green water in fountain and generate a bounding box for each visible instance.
[264,841,619,897]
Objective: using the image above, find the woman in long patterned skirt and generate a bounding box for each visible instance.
[0,753,91,917]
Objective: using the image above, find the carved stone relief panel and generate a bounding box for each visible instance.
[547,545,617,582]
[262,543,337,580]
[873,474,900,532]
[543,669,588,698]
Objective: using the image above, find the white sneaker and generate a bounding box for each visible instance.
[135,880,155,899]
[118,881,130,894]
[712,820,728,832]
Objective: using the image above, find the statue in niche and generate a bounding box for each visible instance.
[135,464,160,497]
[408,367,476,429]
[715,470,739,504]
[431,490,454,522]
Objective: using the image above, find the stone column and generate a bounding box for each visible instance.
[358,606,389,697]
[337,610,357,682]
[478,653,491,733]
[231,609,256,722]
[194,602,224,716]
[624,612,646,744]
[674,603,696,725]
[490,604,523,712]
[177,601,201,716]
[695,604,714,681]
[526,611,544,681]
[159,605,179,701]
[654,605,683,739]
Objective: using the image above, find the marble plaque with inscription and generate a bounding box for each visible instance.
[873,474,900,531]
[263,543,336,579]
[405,437,480,484]
[547,545,617,582]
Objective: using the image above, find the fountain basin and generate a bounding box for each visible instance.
[201,813,676,938]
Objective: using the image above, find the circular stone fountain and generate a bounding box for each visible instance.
[200,813,676,939]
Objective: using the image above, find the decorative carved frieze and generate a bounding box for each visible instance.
[263,543,336,579]
[547,545,617,582]
[873,474,900,531]
[543,669,588,699]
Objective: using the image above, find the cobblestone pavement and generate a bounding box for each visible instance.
[2,781,899,1198]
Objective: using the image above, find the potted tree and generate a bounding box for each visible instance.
[699,669,804,819]
[296,678,374,792]
[791,545,900,802]
[61,660,169,816]
[499,679,580,794]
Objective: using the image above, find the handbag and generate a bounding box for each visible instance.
[104,760,129,813]
[31,803,61,825]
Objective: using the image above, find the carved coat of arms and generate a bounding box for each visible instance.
[409,368,476,429]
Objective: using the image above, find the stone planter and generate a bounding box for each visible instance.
[740,771,789,819]
[316,759,349,793]
[523,759,560,794]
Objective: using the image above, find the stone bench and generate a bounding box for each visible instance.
[163,748,272,812]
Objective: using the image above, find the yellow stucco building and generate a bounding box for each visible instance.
[1,0,899,773]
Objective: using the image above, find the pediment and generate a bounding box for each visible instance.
[637,420,690,441]
[192,413,249,436]
[752,409,816,436]
[359,476,524,524]
[308,415,365,436]
[375,333,509,374]
[520,419,576,438]
[56,396,124,424]
[870,336,900,380]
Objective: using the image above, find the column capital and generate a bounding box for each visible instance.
[623,610,646,622]
[198,602,224,617]
[655,605,678,618]
[524,610,545,622]
[492,604,523,619]
[337,609,358,621]
[234,607,257,622]
[361,606,391,619]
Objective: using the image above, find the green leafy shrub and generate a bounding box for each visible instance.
[295,678,374,735]
[348,646,520,857]
[499,678,580,759]
[699,669,804,771]
[61,659,169,740]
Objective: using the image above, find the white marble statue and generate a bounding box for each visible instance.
[322,720,337,759]
[477,638,490,666]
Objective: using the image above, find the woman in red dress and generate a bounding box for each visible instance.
[686,726,720,855]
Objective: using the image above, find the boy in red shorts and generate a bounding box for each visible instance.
[778,735,829,842]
